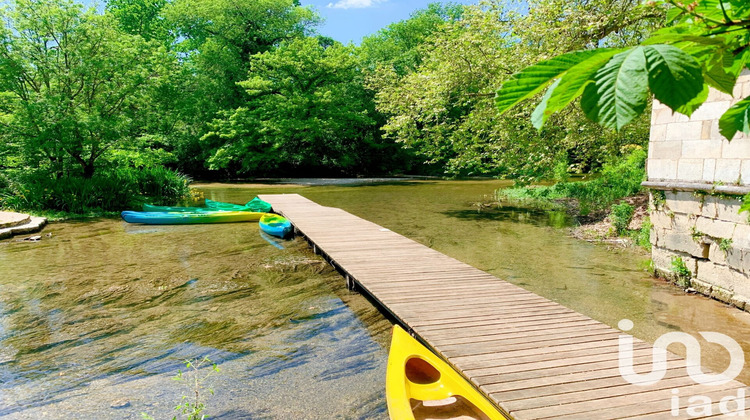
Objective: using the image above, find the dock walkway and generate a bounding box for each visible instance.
[259,193,748,419]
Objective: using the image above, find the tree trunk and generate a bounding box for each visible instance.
[83,163,95,179]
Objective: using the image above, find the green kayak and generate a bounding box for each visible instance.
[142,197,272,213]
[206,197,272,212]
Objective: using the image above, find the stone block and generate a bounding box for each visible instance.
[695,216,736,239]
[690,101,733,121]
[650,124,667,142]
[652,246,698,277]
[740,249,750,274]
[734,81,746,98]
[701,121,712,140]
[714,159,742,183]
[710,121,743,141]
[700,195,718,218]
[697,260,735,291]
[702,159,716,183]
[666,121,703,140]
[650,140,681,159]
[715,197,746,224]
[648,159,678,180]
[690,278,713,295]
[711,286,734,304]
[733,224,750,249]
[665,191,702,215]
[650,210,674,230]
[682,140,722,159]
[742,160,750,185]
[661,232,709,258]
[677,159,704,181]
[707,87,733,102]
[722,138,750,159]
[652,108,672,125]
[725,247,744,271]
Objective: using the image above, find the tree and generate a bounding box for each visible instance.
[203,37,385,175]
[358,3,464,77]
[0,0,174,178]
[165,0,317,113]
[369,0,660,180]
[496,0,750,140]
[106,0,172,43]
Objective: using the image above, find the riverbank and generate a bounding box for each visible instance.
[569,193,650,248]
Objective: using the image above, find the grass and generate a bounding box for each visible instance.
[0,166,192,216]
[496,149,647,216]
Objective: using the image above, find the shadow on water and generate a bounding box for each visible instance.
[441,206,572,228]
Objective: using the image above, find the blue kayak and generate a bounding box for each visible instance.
[259,214,293,239]
[122,210,263,224]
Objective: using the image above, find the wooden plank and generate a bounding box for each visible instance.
[259,194,748,420]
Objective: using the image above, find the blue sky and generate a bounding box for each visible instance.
[301,0,478,44]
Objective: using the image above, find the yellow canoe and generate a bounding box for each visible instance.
[386,325,511,420]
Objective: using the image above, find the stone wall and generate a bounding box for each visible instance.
[648,70,750,311]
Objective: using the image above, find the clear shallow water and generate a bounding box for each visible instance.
[2,179,750,419]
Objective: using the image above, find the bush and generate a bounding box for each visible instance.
[0,167,191,213]
[633,216,652,251]
[496,148,647,215]
[610,203,634,235]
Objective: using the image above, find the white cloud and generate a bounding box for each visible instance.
[326,0,384,9]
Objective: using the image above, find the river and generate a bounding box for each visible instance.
[1,179,749,419]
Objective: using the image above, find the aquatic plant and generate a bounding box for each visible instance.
[670,256,692,288]
[142,356,220,420]
[496,149,646,216]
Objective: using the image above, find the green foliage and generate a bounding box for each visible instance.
[496,148,647,214]
[610,203,635,234]
[106,0,171,42]
[142,357,220,420]
[0,0,175,179]
[496,0,750,140]
[0,167,190,213]
[670,256,692,287]
[634,216,652,251]
[371,0,657,180]
[719,238,733,254]
[690,226,704,242]
[359,3,463,76]
[204,38,392,175]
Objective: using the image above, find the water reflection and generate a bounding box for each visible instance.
[0,218,390,419]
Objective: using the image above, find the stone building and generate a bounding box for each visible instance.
[646,70,750,310]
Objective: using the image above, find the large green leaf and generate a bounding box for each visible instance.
[675,84,709,116]
[580,47,650,130]
[531,49,621,129]
[719,96,750,140]
[643,44,704,113]
[531,78,559,130]
[495,49,621,115]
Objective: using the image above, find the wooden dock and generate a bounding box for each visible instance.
[259,194,748,419]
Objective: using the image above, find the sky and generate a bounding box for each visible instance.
[301,0,478,44]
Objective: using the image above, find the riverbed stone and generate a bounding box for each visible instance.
[0,211,30,229]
